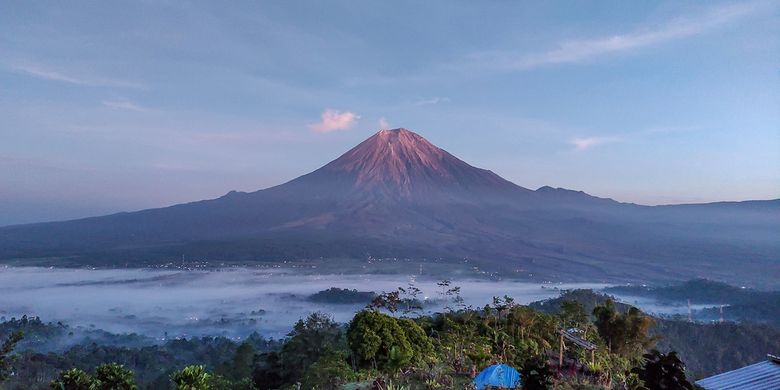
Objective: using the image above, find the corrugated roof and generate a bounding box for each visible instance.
[558,329,597,350]
[696,356,780,390]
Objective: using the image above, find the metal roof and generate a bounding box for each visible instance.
[558,329,597,350]
[696,355,780,390]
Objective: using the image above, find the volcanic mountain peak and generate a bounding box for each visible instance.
[316,128,524,197]
[325,128,449,179]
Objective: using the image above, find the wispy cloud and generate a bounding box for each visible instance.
[11,63,144,89]
[465,2,764,71]
[413,97,450,106]
[570,136,620,151]
[102,99,150,112]
[309,109,360,133]
[570,125,701,151]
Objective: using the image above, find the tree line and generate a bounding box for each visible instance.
[0,285,730,389]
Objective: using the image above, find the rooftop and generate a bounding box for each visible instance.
[696,354,780,390]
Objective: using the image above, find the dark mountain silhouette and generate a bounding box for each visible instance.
[1,128,778,285]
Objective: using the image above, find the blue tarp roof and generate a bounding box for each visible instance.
[473,364,521,389]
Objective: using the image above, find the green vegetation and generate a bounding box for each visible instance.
[50,368,93,390]
[1,327,276,389]
[530,289,633,316]
[347,310,433,371]
[593,300,655,357]
[170,365,210,390]
[4,284,776,389]
[520,356,554,390]
[1,331,23,382]
[280,312,345,380]
[632,350,694,390]
[93,363,138,390]
[50,363,137,390]
[0,315,153,352]
[654,319,780,378]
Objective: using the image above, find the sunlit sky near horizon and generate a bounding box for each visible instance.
[1,1,779,225]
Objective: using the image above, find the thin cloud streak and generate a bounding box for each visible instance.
[465,2,765,71]
[570,125,702,151]
[10,63,144,89]
[102,100,150,112]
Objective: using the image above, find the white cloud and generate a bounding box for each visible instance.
[570,136,620,151]
[466,2,763,71]
[378,117,390,130]
[11,63,143,88]
[309,109,360,133]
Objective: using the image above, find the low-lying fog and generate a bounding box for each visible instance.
[0,267,698,341]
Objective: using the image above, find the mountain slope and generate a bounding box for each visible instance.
[0,128,777,285]
[312,128,529,200]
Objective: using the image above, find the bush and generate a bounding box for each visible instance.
[172,365,211,390]
[93,363,137,390]
[50,368,93,390]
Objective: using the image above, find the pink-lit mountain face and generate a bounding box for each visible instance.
[1,128,777,284]
[311,128,528,200]
[234,128,539,236]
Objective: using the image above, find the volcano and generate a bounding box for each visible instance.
[254,128,536,211]
[0,128,777,284]
[310,128,528,200]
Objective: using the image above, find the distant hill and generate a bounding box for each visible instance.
[307,288,376,305]
[605,279,750,304]
[0,128,778,286]
[529,289,636,315]
[607,279,780,326]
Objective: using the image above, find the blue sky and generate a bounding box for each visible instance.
[1,1,778,225]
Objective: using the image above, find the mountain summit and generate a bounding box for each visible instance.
[0,127,777,284]
[296,128,527,201]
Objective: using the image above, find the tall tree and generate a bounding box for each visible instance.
[347,310,431,371]
[280,312,344,380]
[559,300,588,330]
[633,350,694,390]
[252,351,286,389]
[593,300,655,358]
[302,350,354,390]
[230,343,255,381]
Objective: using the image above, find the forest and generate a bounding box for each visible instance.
[2,287,778,390]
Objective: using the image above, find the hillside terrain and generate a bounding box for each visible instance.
[1,129,778,286]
